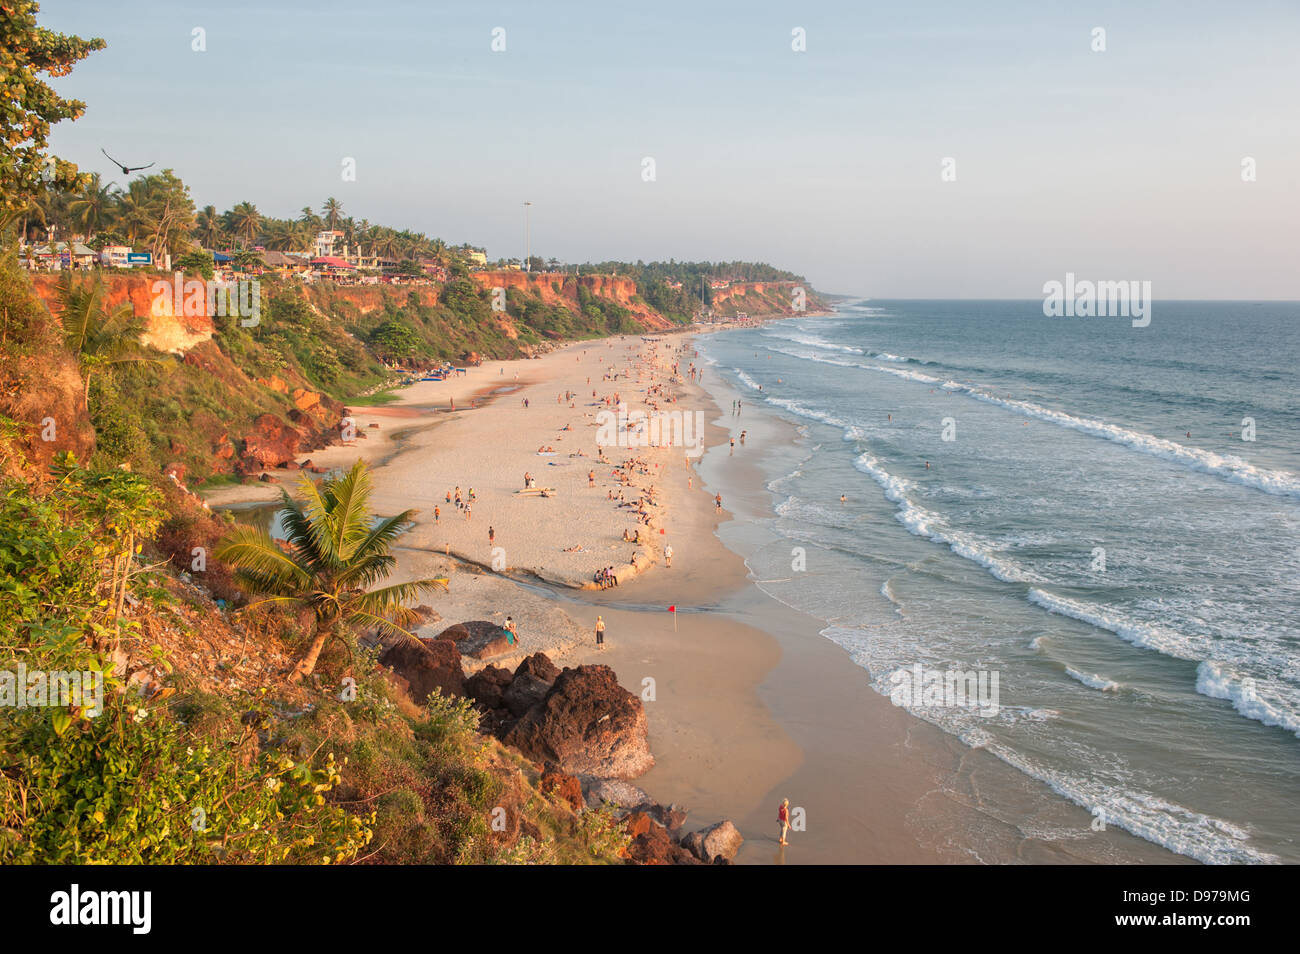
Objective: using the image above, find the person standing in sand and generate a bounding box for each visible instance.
[595,615,605,649]
[664,544,673,568]
[778,798,791,846]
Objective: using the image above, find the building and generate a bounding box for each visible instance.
[25,241,97,269]
[309,256,359,282]
[314,230,344,258]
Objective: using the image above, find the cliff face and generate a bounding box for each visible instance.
[31,272,215,354]
[470,271,674,332]
[707,280,818,317]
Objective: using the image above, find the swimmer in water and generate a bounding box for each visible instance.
[840,494,846,504]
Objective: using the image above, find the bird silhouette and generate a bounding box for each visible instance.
[101,148,154,175]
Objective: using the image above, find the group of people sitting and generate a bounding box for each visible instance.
[594,566,620,589]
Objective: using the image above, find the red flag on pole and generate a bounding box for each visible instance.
[668,605,676,631]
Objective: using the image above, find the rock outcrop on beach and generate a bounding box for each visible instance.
[378,638,734,865]
[682,819,744,864]
[503,663,654,779]
[378,635,466,702]
[438,620,515,660]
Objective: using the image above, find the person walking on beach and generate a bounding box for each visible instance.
[589,469,595,488]
[664,544,673,568]
[715,493,723,513]
[778,798,791,846]
[595,615,605,649]
[488,525,495,544]
[434,505,440,522]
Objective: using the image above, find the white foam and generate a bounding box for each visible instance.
[1027,588,1200,661]
[1196,661,1300,738]
[759,342,1300,501]
[852,451,1039,584]
[761,329,864,354]
[1065,666,1120,692]
[863,362,1300,501]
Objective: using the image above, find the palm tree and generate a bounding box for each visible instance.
[114,180,158,247]
[224,201,261,247]
[321,197,344,230]
[216,461,448,683]
[67,173,116,240]
[57,273,171,405]
[195,204,223,248]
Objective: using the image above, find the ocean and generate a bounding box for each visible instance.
[697,299,1300,864]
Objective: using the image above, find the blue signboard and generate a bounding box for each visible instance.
[126,252,152,264]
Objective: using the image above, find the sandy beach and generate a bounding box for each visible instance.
[205,328,1182,864]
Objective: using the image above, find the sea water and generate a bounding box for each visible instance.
[698,299,1300,864]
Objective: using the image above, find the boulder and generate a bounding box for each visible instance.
[687,820,743,864]
[379,635,465,703]
[461,630,514,660]
[503,671,552,718]
[580,776,651,811]
[503,665,653,779]
[465,664,513,710]
[626,819,675,865]
[438,620,514,659]
[515,652,560,683]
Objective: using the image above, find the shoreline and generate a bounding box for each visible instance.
[204,323,1183,864]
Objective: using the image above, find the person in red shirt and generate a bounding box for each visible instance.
[778,798,791,846]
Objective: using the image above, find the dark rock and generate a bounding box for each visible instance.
[627,819,676,865]
[503,665,654,779]
[515,652,560,683]
[465,664,513,709]
[503,672,552,718]
[378,635,465,703]
[438,620,514,658]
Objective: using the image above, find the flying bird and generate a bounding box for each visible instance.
[100,148,155,175]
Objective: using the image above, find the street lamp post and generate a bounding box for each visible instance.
[523,201,532,272]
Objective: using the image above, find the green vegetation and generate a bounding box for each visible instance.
[0,0,104,223]
[0,440,371,864]
[216,460,448,682]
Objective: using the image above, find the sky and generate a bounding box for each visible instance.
[38,0,1300,298]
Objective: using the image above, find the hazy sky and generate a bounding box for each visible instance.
[40,0,1300,298]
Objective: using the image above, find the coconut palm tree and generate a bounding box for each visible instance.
[114,180,157,247]
[216,461,448,683]
[66,173,116,240]
[195,204,223,248]
[321,197,344,230]
[224,201,261,247]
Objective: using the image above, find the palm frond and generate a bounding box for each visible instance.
[215,527,311,593]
